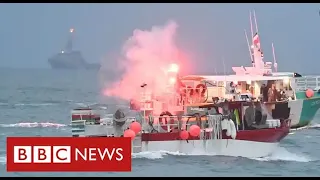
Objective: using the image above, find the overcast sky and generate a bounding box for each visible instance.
[0,3,319,74]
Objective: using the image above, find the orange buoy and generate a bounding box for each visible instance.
[180,130,189,140]
[189,125,201,137]
[129,122,141,134]
[305,89,314,98]
[124,129,136,140]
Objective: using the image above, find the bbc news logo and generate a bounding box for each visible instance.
[13,146,124,163]
[14,146,71,163]
[6,137,131,172]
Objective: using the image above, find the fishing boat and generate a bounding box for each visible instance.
[71,61,291,158]
[69,11,316,158]
[183,11,320,129]
[71,102,290,158]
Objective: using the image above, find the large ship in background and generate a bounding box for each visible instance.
[48,28,100,70]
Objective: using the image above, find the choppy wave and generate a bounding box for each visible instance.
[290,123,320,133]
[0,122,67,128]
[14,103,55,107]
[309,123,320,128]
[0,102,56,107]
[132,151,186,160]
[0,156,6,165]
[0,148,312,166]
[251,146,312,162]
[0,100,98,107]
[74,102,127,110]
[132,147,313,163]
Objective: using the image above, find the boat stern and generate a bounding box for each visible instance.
[291,92,320,128]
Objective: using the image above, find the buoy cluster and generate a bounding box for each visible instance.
[123,121,142,140]
[123,122,201,141]
[179,125,201,140]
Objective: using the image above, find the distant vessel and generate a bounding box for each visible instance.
[48,28,100,70]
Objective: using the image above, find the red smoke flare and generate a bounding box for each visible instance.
[103,20,189,101]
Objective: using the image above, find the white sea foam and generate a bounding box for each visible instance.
[0,148,311,163]
[132,147,313,163]
[250,146,312,162]
[0,103,55,107]
[0,156,6,165]
[0,122,67,128]
[309,123,320,128]
[132,150,185,160]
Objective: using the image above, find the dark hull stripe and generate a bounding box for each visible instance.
[72,129,85,133]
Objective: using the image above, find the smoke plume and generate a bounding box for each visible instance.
[103,20,188,101]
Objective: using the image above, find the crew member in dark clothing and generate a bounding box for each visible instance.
[268,84,277,102]
[260,84,265,99]
[260,84,268,102]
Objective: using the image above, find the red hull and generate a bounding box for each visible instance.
[141,126,289,143]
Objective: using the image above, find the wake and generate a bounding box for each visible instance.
[132,147,313,163]
[289,123,320,134]
[250,146,312,162]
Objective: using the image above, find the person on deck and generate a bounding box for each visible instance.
[268,84,277,102]
[260,84,265,96]
[260,84,268,102]
[244,102,256,130]
[263,84,268,102]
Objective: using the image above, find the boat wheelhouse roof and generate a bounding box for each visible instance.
[271,72,302,77]
[181,74,291,82]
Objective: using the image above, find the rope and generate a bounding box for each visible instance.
[208,115,222,140]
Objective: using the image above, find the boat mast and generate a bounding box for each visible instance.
[272,43,278,72]
[253,10,259,37]
[244,29,254,66]
[250,10,265,71]
[65,28,74,53]
[253,10,262,53]
[249,11,254,44]
[249,11,255,68]
[222,56,227,83]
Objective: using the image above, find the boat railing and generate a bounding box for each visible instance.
[146,115,192,133]
[295,76,320,91]
[71,119,86,125]
[146,114,224,133]
[71,120,86,136]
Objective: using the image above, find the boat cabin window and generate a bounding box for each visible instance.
[277,79,292,91]
[275,79,294,101]
[257,79,295,102]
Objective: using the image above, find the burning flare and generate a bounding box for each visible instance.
[103,20,187,101]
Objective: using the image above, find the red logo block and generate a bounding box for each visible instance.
[6,137,132,172]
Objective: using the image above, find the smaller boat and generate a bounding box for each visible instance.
[48,28,100,70]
